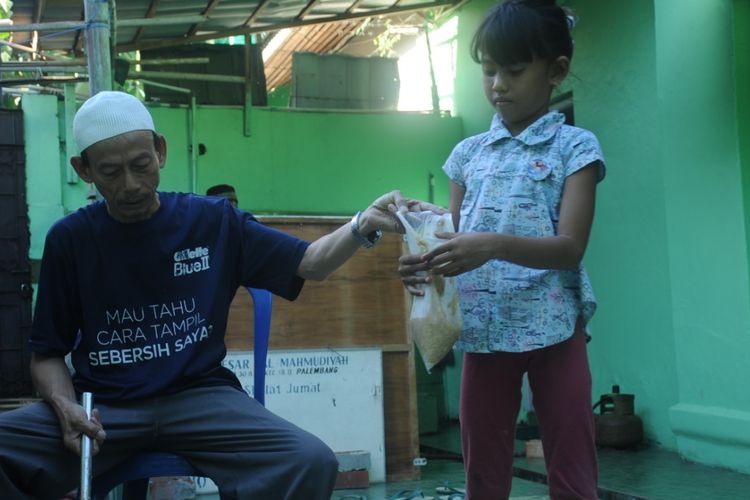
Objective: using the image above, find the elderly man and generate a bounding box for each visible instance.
[0,91,405,499]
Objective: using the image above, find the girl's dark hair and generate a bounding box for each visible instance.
[470,0,574,66]
[206,184,236,196]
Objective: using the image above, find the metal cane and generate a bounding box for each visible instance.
[79,392,93,500]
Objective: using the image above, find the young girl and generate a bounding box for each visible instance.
[400,1,605,498]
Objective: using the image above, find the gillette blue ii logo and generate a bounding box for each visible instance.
[173,246,210,277]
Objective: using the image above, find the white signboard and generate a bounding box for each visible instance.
[194,347,385,493]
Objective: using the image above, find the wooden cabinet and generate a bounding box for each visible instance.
[225,216,419,481]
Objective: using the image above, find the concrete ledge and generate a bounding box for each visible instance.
[669,403,750,446]
[669,403,750,474]
[335,450,371,472]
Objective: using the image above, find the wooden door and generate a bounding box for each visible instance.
[0,109,33,398]
[226,216,420,481]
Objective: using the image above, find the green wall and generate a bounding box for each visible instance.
[23,95,65,260]
[190,107,458,214]
[23,96,462,262]
[655,0,750,471]
[564,0,679,449]
[268,86,290,107]
[453,0,494,138]
[738,0,750,286]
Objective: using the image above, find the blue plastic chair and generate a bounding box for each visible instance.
[90,287,273,500]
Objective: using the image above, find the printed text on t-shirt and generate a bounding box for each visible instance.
[173,246,211,277]
[89,297,213,366]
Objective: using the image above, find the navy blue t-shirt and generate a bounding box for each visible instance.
[30,192,309,401]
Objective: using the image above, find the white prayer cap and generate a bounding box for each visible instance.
[74,91,155,153]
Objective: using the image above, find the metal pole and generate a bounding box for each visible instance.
[0,85,65,96]
[0,65,89,73]
[79,392,93,500]
[243,34,252,137]
[117,15,206,28]
[139,79,192,94]
[423,22,440,115]
[138,57,210,65]
[0,76,88,85]
[64,84,80,184]
[110,0,117,85]
[0,15,206,33]
[0,59,86,67]
[0,39,38,53]
[0,20,87,32]
[83,0,113,95]
[188,95,198,193]
[130,70,244,83]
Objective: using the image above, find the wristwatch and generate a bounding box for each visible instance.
[350,211,383,248]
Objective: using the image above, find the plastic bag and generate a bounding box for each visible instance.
[397,210,462,373]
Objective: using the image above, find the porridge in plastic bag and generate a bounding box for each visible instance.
[398,211,462,373]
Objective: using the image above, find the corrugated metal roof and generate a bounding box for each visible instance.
[265,21,355,89]
[8,0,457,51]
[5,0,458,93]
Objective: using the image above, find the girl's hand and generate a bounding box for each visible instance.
[405,199,448,214]
[398,253,433,296]
[423,232,496,277]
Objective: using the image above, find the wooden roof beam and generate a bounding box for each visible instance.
[33,0,45,23]
[0,39,38,54]
[30,0,45,56]
[187,0,223,37]
[243,0,273,27]
[72,8,84,54]
[132,0,161,45]
[1,20,86,32]
[329,19,363,53]
[296,0,322,20]
[346,0,365,14]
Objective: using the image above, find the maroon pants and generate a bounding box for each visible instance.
[460,328,598,500]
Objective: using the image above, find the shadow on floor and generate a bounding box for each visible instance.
[331,458,548,499]
[418,421,750,500]
[197,421,750,499]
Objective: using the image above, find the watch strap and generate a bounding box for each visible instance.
[350,211,382,248]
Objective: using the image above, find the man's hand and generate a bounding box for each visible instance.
[57,398,106,456]
[359,190,408,234]
[30,353,107,456]
[297,190,413,280]
[395,198,450,295]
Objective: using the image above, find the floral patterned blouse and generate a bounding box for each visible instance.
[443,111,605,352]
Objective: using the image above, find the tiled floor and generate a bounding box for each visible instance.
[194,457,547,499]
[418,422,750,500]
[198,421,750,500]
[331,458,547,499]
[514,445,750,500]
